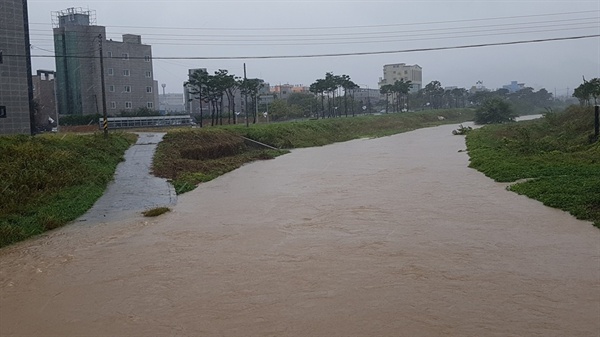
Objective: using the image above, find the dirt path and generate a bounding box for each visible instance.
[1,123,598,336]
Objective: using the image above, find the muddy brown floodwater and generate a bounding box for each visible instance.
[1,123,599,336]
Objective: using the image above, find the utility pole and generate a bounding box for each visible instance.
[595,105,599,140]
[98,34,108,138]
[243,63,249,127]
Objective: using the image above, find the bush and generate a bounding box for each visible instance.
[474,98,517,124]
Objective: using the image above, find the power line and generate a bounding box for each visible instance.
[28,10,598,31]
[23,18,600,48]
[25,17,600,39]
[10,34,599,60]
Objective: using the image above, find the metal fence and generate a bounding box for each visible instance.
[99,115,194,129]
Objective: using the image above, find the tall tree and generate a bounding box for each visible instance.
[423,80,444,109]
[339,74,358,117]
[240,78,264,124]
[310,78,328,119]
[573,77,600,106]
[184,68,210,127]
[380,84,393,113]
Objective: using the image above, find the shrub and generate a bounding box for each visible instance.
[474,98,517,124]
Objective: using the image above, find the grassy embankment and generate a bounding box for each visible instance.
[0,133,136,247]
[466,106,600,228]
[153,109,475,194]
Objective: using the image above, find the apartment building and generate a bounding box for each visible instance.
[52,8,157,115]
[0,0,33,135]
[378,63,423,93]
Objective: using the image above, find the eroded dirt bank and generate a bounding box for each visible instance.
[1,123,598,336]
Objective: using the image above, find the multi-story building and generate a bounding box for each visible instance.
[32,70,58,130]
[52,8,157,116]
[0,0,34,135]
[378,63,423,93]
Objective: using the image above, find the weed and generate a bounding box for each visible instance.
[142,207,171,217]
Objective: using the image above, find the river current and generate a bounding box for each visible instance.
[1,122,598,336]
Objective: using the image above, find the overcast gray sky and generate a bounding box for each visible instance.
[27,0,600,97]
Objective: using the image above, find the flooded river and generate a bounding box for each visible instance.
[1,123,598,336]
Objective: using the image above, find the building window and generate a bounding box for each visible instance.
[123,69,130,76]
[145,71,152,78]
[107,51,113,58]
[109,85,115,92]
[147,102,153,108]
[108,68,114,76]
[122,53,129,60]
[144,55,151,62]
[125,102,132,109]
[124,85,131,93]
[110,102,116,109]
[146,86,152,93]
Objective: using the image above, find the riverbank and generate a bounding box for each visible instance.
[0,133,136,247]
[466,105,600,227]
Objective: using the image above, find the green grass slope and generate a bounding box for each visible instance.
[466,106,600,227]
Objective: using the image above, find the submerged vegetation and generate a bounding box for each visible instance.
[466,105,600,227]
[0,133,136,247]
[142,207,171,217]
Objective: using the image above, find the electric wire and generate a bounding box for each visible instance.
[28,10,598,31]
[8,34,598,60]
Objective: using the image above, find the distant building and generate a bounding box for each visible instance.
[0,0,34,135]
[469,80,489,93]
[271,84,310,100]
[502,81,525,93]
[353,88,381,107]
[32,70,57,130]
[378,63,423,93]
[52,8,158,115]
[159,93,185,114]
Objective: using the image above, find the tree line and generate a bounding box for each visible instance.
[185,69,264,127]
